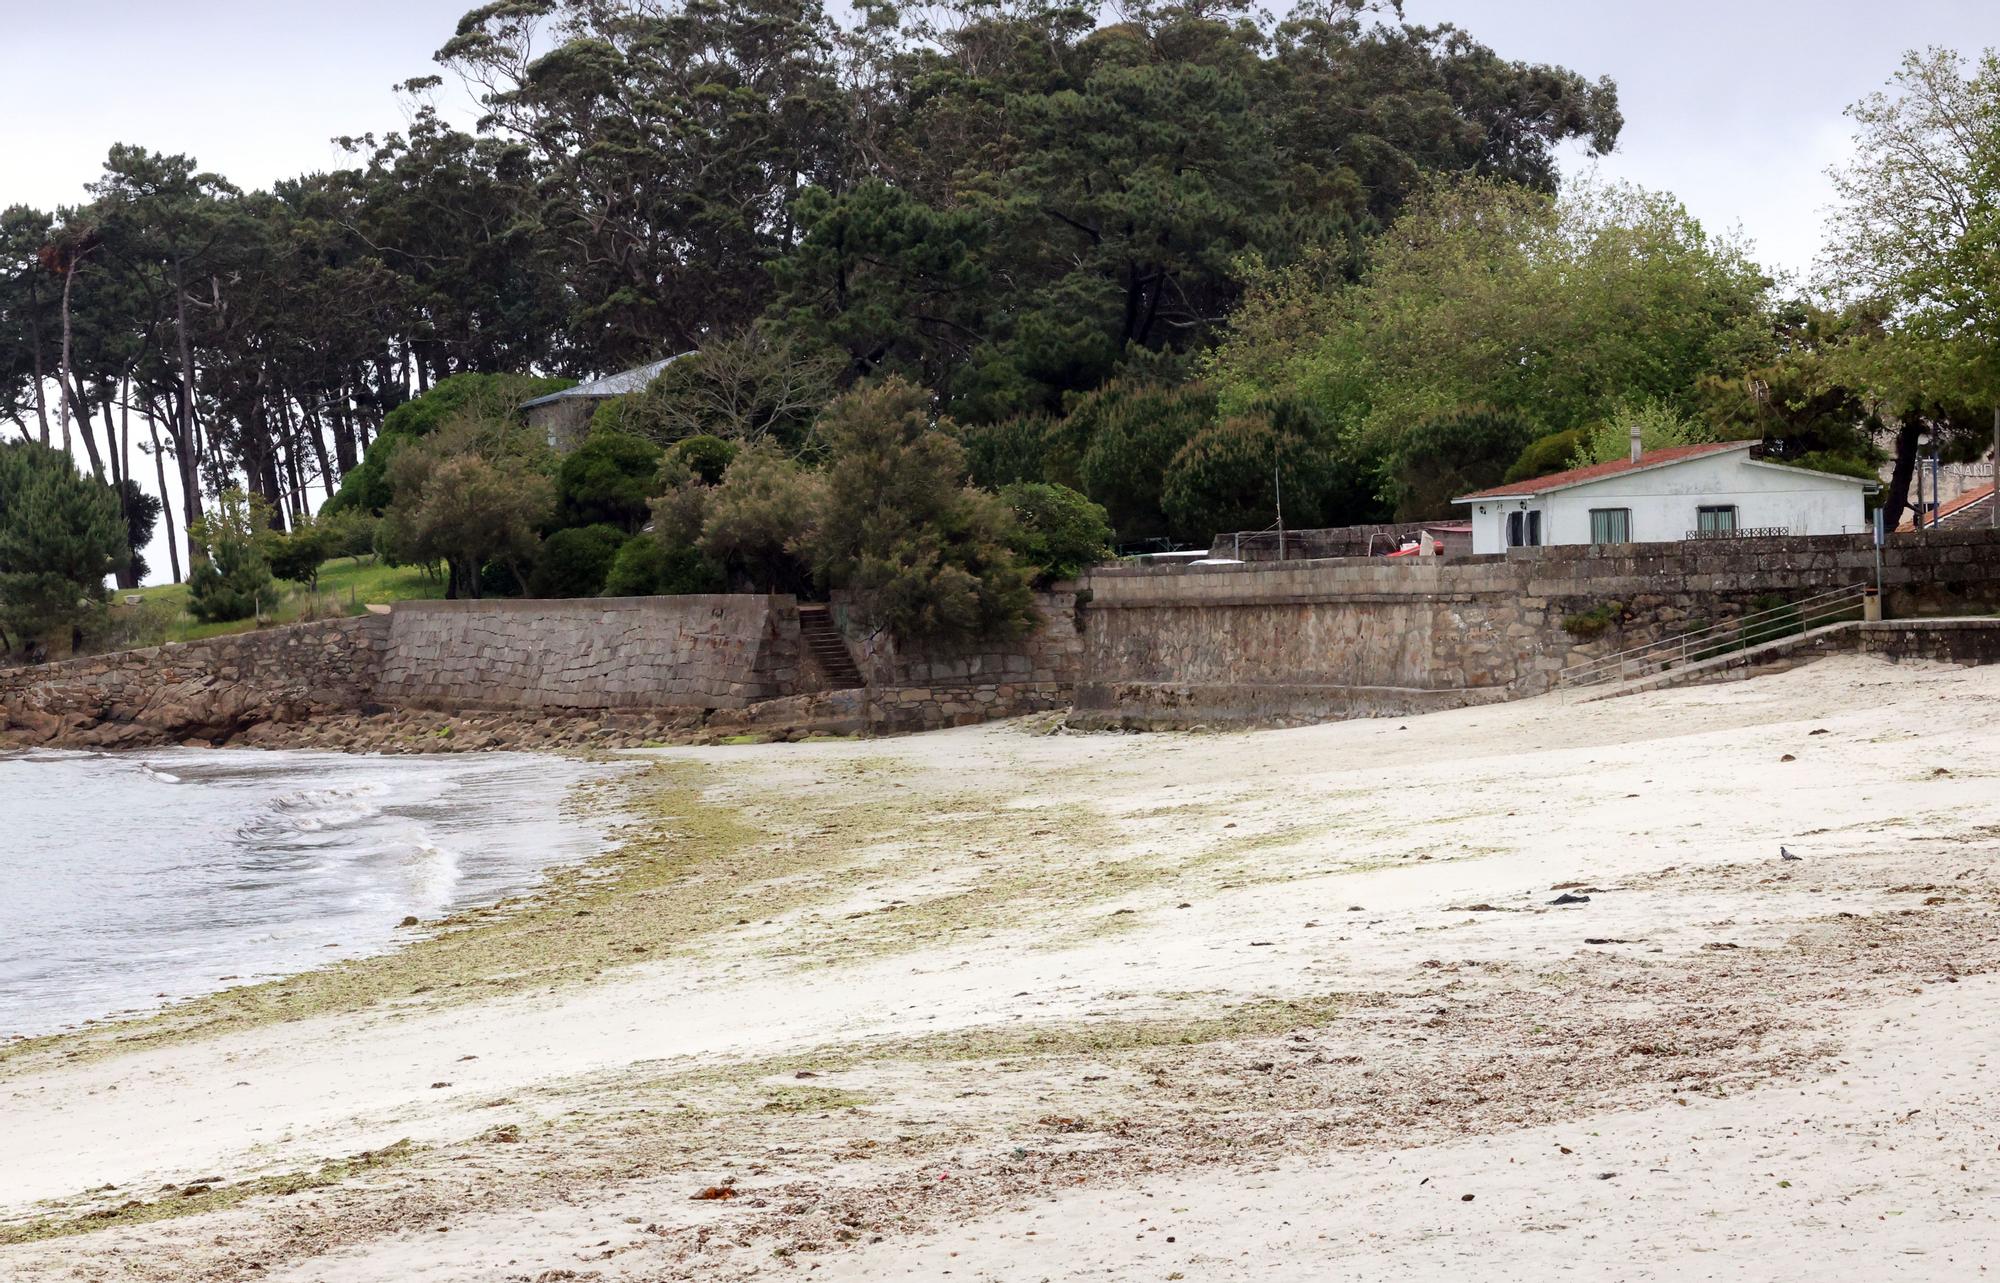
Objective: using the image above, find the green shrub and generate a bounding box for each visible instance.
[1001,482,1113,585]
[1571,400,1718,467]
[1561,601,1622,640]
[1390,406,1541,520]
[1159,401,1350,542]
[263,517,337,591]
[325,373,570,516]
[528,524,628,598]
[960,414,1054,489]
[809,377,1033,641]
[602,534,726,597]
[187,492,279,623]
[556,430,663,531]
[1058,380,1217,542]
[1506,429,1589,484]
[663,435,738,487]
[0,441,126,651]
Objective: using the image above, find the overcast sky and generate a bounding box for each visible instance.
[3,1,1994,280]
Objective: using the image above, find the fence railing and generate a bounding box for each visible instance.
[1557,583,1871,692]
[1683,525,1790,540]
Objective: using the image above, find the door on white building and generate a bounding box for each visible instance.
[1506,510,1543,547]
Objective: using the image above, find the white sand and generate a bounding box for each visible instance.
[4,653,1998,1280]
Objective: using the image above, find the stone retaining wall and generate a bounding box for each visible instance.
[0,615,389,748]
[1072,528,2000,729]
[374,596,804,712]
[705,681,1072,739]
[828,588,1084,689]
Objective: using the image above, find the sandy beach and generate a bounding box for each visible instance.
[3,652,1997,1281]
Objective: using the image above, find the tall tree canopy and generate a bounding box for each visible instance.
[2,0,1629,587]
[1818,47,2000,526]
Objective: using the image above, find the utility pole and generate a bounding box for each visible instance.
[1274,463,1285,562]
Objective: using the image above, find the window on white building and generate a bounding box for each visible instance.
[1589,508,1631,544]
[1505,510,1542,547]
[1697,505,1738,535]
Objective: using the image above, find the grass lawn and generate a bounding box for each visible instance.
[111,556,448,645]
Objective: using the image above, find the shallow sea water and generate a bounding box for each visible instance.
[0,748,624,1039]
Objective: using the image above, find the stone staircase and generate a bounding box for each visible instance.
[797,604,865,690]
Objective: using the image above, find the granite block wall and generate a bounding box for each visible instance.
[828,588,1084,689]
[373,595,803,712]
[1071,528,2000,729]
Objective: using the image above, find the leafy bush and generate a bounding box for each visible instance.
[378,417,554,598]
[809,377,1032,641]
[262,516,337,591]
[662,435,738,487]
[1390,406,1541,520]
[698,444,820,595]
[0,441,126,652]
[187,491,279,623]
[1505,428,1590,484]
[960,414,1054,489]
[1054,380,1216,542]
[1160,401,1348,542]
[1001,482,1112,585]
[556,429,662,531]
[322,510,380,559]
[602,533,726,597]
[325,373,570,516]
[528,524,628,598]
[1571,400,1719,467]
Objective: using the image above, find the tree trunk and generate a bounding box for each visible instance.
[329,397,358,475]
[57,260,78,454]
[111,379,130,491]
[69,374,106,482]
[1882,419,1921,530]
[26,274,49,445]
[170,254,207,539]
[146,405,183,585]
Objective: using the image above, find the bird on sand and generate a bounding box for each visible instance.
[1780,845,1801,861]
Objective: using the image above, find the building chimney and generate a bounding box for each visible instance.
[1629,420,1643,465]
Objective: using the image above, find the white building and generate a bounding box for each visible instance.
[1454,440,1875,556]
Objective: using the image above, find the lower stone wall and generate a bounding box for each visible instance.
[829,588,1083,689]
[1073,528,2000,729]
[0,615,389,748]
[374,596,803,712]
[1849,619,2000,665]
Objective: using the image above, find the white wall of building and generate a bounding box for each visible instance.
[1462,450,1871,555]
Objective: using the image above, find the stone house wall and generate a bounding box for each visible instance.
[0,615,389,748]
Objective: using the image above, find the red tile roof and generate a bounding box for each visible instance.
[1456,440,1759,501]
[1899,482,1994,531]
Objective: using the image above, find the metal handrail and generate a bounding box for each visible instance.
[1558,583,1870,691]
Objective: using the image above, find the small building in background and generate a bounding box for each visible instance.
[520,354,688,449]
[1454,440,1875,555]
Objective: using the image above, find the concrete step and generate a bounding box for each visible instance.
[797,606,864,690]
